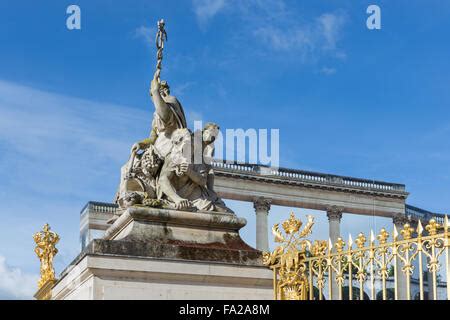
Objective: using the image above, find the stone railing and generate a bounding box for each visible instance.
[80,201,119,216]
[405,204,447,224]
[212,160,406,193]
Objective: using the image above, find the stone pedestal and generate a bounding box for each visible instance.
[51,207,272,300]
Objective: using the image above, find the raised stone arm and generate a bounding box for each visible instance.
[150,69,172,123]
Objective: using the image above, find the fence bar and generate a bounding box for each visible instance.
[418,249,424,300]
[309,263,313,300]
[273,267,277,300]
[394,246,398,300]
[431,245,438,300]
[446,238,450,300]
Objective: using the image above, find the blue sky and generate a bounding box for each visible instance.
[1,0,450,299]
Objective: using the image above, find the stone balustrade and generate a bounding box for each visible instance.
[211,160,406,193]
[80,201,119,216]
[405,204,446,224]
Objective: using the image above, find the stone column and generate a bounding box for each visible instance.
[326,205,343,300]
[326,206,343,245]
[393,214,409,300]
[253,197,271,252]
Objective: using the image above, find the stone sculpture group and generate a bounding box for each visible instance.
[115,20,232,214]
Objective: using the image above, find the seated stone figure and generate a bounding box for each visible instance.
[157,124,233,213]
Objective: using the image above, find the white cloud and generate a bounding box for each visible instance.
[0,80,156,284]
[191,0,347,60]
[0,79,150,199]
[320,67,337,76]
[172,81,196,97]
[253,11,347,59]
[134,25,156,46]
[0,255,38,300]
[317,12,347,52]
[253,25,313,52]
[192,0,228,25]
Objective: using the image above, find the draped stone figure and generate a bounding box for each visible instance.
[115,69,187,208]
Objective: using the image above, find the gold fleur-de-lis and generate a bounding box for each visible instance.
[335,237,346,253]
[311,240,328,256]
[425,219,441,236]
[377,228,389,244]
[400,223,414,240]
[282,212,302,235]
[355,232,366,248]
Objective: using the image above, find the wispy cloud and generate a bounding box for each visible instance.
[0,80,154,275]
[191,0,347,62]
[253,11,347,60]
[192,0,228,26]
[172,81,196,97]
[0,255,37,299]
[0,80,150,199]
[320,67,337,76]
[133,25,156,46]
[317,13,347,51]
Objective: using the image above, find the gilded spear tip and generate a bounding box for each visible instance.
[417,220,424,235]
[393,224,399,240]
[348,234,353,248]
[370,230,375,244]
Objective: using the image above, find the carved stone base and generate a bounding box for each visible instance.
[100,207,261,264]
[51,208,271,299]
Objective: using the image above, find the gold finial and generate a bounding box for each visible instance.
[335,237,346,253]
[425,218,441,236]
[400,223,414,240]
[33,223,59,289]
[377,228,389,244]
[355,232,366,248]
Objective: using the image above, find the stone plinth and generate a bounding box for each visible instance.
[34,280,56,300]
[51,207,272,300]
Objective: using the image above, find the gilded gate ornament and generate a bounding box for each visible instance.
[33,224,59,289]
[263,212,317,300]
[265,212,450,301]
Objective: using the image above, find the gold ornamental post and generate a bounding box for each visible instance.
[33,223,59,300]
